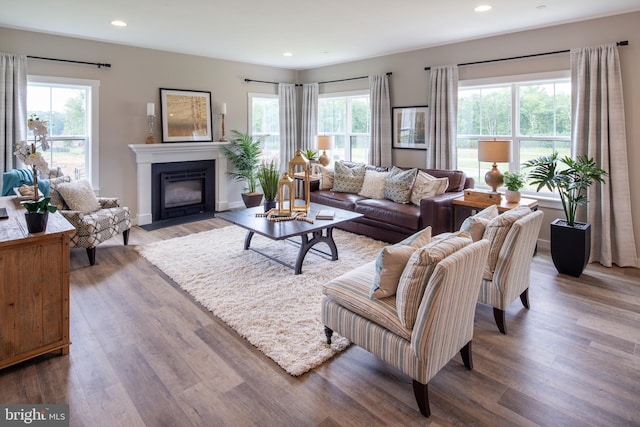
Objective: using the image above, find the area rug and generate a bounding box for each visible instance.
[136,225,386,376]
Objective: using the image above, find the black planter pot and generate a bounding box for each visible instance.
[25,211,49,234]
[263,199,277,212]
[241,192,263,208]
[550,218,591,277]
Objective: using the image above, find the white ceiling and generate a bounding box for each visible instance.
[1,0,639,70]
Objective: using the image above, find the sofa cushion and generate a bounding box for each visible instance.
[483,206,532,278]
[310,190,365,211]
[460,205,499,242]
[56,179,101,213]
[355,198,420,230]
[421,168,467,192]
[323,261,412,340]
[331,161,366,193]
[47,176,73,210]
[358,170,388,199]
[396,231,472,329]
[384,166,417,204]
[318,165,334,190]
[410,171,449,205]
[369,226,432,299]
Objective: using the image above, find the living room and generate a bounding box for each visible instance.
[1,6,640,426]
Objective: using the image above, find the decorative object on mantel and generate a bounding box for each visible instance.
[219,102,228,142]
[288,149,311,213]
[14,115,58,233]
[145,102,155,144]
[478,138,511,193]
[317,135,333,166]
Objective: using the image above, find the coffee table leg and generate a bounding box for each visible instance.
[244,231,254,250]
[294,227,338,275]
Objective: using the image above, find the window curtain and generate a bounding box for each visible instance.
[278,83,297,169]
[0,53,27,175]
[426,65,458,169]
[301,83,318,152]
[368,74,392,167]
[571,44,638,267]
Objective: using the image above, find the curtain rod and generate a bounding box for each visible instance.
[27,55,111,68]
[244,72,392,86]
[424,40,629,71]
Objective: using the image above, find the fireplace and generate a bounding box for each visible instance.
[152,160,215,220]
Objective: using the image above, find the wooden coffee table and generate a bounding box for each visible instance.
[217,203,363,274]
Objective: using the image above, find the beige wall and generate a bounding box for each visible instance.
[2,11,639,253]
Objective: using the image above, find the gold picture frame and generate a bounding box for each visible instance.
[160,88,213,142]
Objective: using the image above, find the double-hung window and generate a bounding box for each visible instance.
[318,90,370,164]
[457,71,571,196]
[248,93,280,163]
[27,76,99,185]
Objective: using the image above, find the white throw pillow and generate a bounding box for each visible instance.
[459,205,499,242]
[318,166,334,190]
[410,171,449,205]
[56,180,100,213]
[358,170,389,199]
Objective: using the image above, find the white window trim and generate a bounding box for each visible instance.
[27,75,100,191]
[319,89,370,162]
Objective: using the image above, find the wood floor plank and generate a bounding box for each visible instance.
[1,218,639,426]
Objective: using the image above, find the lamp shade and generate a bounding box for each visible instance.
[478,139,511,163]
[317,135,334,150]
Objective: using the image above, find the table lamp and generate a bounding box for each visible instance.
[478,139,511,193]
[317,135,334,167]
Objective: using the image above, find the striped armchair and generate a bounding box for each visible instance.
[321,238,490,417]
[478,209,544,334]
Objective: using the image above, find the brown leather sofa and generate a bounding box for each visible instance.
[310,163,474,243]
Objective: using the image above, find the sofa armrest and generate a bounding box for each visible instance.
[419,191,464,235]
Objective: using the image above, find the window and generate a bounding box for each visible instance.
[27,76,99,186]
[457,72,571,195]
[248,93,279,163]
[318,91,370,164]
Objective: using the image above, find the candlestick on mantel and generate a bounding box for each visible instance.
[219,103,228,142]
[146,102,155,144]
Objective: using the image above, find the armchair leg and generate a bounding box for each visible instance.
[86,247,96,266]
[324,326,333,345]
[493,307,507,334]
[412,380,430,417]
[123,228,130,246]
[519,288,530,309]
[460,341,473,370]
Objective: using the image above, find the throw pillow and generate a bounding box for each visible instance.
[482,206,532,278]
[318,166,334,190]
[48,176,72,210]
[358,170,389,199]
[384,166,417,204]
[396,231,472,329]
[56,179,100,213]
[410,171,449,205]
[369,226,432,299]
[331,161,366,193]
[459,205,499,242]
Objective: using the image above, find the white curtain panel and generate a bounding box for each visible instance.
[0,53,28,174]
[278,83,297,169]
[571,44,638,267]
[426,65,458,169]
[368,74,392,167]
[301,83,318,152]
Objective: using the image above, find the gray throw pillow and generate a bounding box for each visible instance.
[331,161,366,193]
[384,166,417,204]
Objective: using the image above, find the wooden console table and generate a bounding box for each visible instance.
[0,196,75,369]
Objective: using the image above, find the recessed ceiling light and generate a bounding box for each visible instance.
[283,52,293,57]
[474,5,492,12]
[111,20,127,27]
[536,4,547,9]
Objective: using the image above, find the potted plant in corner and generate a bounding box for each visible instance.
[257,159,280,212]
[503,170,527,203]
[522,153,607,277]
[222,130,266,208]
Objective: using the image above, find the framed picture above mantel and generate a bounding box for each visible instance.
[392,105,429,149]
[160,88,213,143]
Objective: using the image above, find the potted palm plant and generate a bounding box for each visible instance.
[522,153,607,277]
[257,159,280,212]
[502,170,527,203]
[222,130,266,208]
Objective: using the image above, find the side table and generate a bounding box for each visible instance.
[453,196,539,230]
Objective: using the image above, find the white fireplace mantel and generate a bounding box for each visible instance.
[128,142,229,225]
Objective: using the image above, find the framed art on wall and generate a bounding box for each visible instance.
[392,105,429,149]
[160,88,213,142]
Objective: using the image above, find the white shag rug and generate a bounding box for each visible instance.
[136,225,386,376]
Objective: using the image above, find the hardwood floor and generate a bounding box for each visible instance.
[1,217,639,426]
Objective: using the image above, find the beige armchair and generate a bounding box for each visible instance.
[321,236,490,417]
[48,176,131,265]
